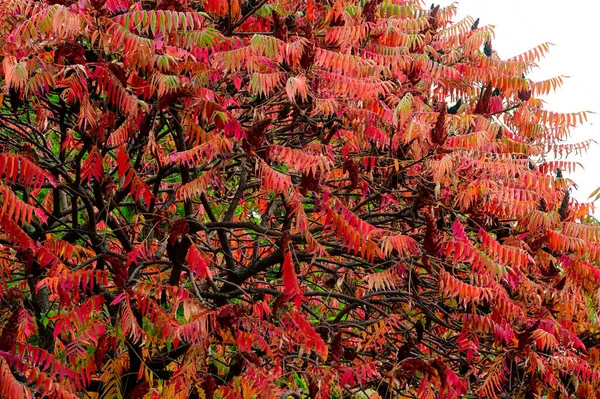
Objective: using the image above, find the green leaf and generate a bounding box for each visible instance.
[150,11,157,35]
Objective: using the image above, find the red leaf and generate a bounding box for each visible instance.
[341,370,354,387]
[233,76,242,90]
[282,250,305,308]
[292,311,328,359]
[187,245,212,280]
[81,147,104,183]
[116,145,130,179]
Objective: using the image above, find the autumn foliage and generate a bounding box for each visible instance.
[0,0,598,398]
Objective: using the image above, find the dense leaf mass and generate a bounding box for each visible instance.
[0,0,598,398]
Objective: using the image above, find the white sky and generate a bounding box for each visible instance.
[439,0,600,204]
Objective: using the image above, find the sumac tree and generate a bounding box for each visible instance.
[0,0,598,398]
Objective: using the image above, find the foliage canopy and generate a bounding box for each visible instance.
[0,0,598,398]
